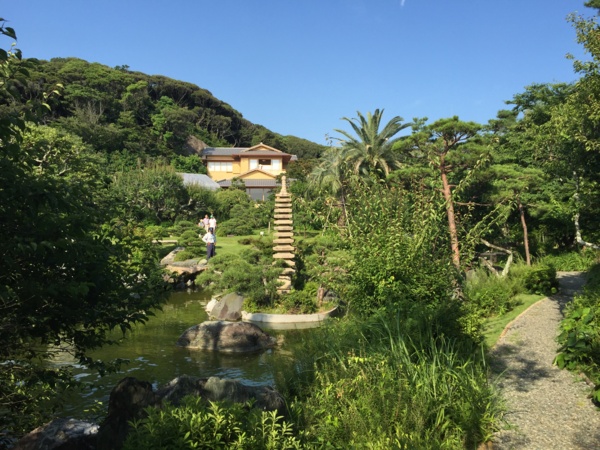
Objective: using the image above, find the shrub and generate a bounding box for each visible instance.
[173,250,200,262]
[195,253,281,307]
[217,218,254,237]
[555,264,600,401]
[172,220,196,236]
[145,224,170,239]
[281,284,319,314]
[123,397,303,450]
[519,263,559,295]
[464,269,522,316]
[178,229,202,246]
[275,315,501,449]
[539,250,600,271]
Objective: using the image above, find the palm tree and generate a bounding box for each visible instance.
[334,109,413,178]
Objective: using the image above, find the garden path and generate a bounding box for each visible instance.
[489,272,600,449]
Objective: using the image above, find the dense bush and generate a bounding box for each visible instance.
[539,250,600,271]
[281,282,320,314]
[145,224,170,239]
[217,218,254,236]
[173,250,200,262]
[334,180,461,339]
[123,397,303,449]
[171,220,196,236]
[464,268,524,316]
[555,264,600,402]
[274,314,500,449]
[195,250,282,307]
[517,263,559,295]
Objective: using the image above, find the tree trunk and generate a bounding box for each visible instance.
[440,166,460,269]
[518,200,531,266]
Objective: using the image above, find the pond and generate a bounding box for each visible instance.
[59,289,312,418]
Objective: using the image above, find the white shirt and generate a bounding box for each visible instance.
[202,232,215,244]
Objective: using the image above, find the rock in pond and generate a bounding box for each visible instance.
[208,292,245,321]
[177,320,277,353]
[13,418,98,450]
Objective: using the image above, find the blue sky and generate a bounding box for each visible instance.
[3,1,592,145]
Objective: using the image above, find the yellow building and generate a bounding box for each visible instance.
[200,143,296,200]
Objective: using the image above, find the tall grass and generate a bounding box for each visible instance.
[538,250,600,271]
[275,313,502,449]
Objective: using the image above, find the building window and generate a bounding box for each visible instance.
[208,162,232,172]
[249,159,281,171]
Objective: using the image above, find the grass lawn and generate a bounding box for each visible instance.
[214,232,268,257]
[482,293,544,348]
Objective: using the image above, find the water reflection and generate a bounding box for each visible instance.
[61,289,308,417]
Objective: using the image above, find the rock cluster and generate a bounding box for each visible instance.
[15,375,286,450]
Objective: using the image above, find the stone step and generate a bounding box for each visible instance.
[277,277,292,290]
[273,238,294,244]
[274,232,294,238]
[273,245,295,252]
[273,252,295,259]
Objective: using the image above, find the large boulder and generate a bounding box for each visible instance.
[14,418,98,450]
[157,375,285,415]
[177,321,277,353]
[96,377,160,450]
[208,292,244,321]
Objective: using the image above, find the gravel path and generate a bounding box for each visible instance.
[489,272,600,450]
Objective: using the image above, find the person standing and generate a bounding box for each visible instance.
[201,214,210,232]
[201,228,216,260]
[208,214,217,231]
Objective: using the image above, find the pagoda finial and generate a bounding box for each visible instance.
[280,175,288,195]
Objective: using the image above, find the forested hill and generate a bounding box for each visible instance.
[16,57,325,168]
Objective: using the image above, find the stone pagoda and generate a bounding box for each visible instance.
[272,176,295,293]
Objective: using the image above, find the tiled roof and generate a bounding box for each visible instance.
[201,147,245,156]
[218,179,279,188]
[178,173,221,190]
[201,147,295,158]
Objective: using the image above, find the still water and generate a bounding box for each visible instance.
[61,289,310,417]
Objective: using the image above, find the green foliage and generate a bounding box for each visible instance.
[173,250,200,262]
[123,397,303,450]
[539,250,600,271]
[512,263,559,295]
[171,220,196,236]
[275,315,500,449]
[280,282,320,314]
[195,246,281,307]
[217,218,255,236]
[335,178,459,328]
[110,164,189,223]
[555,264,600,394]
[0,27,169,439]
[178,229,204,253]
[214,188,252,220]
[171,154,206,174]
[144,224,171,240]
[464,269,524,316]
